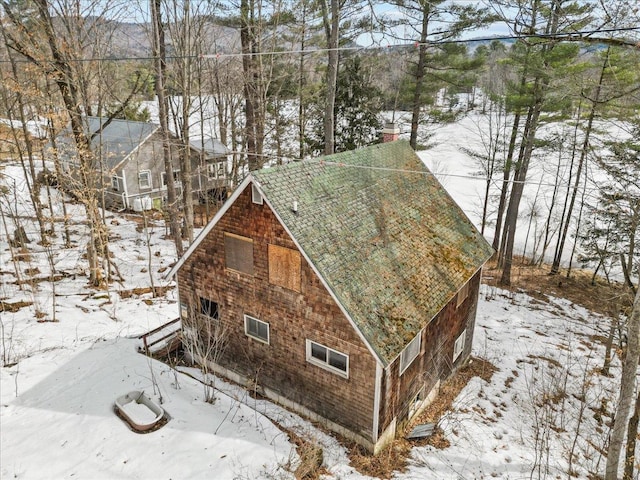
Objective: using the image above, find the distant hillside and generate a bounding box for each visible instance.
[463,36,517,52]
[57,18,241,59]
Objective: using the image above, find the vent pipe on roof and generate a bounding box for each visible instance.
[292,200,298,213]
[382,122,400,143]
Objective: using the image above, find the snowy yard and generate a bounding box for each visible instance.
[1,113,636,478]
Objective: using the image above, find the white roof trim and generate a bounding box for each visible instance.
[164,175,253,279]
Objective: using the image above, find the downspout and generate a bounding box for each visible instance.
[121,170,129,209]
[372,361,383,445]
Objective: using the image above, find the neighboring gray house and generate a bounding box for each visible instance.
[189,137,231,203]
[56,116,229,211]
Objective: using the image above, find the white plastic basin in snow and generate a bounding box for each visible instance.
[115,391,165,432]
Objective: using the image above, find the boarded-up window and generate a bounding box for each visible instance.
[268,244,301,292]
[224,233,254,275]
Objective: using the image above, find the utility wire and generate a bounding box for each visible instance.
[1,25,638,64]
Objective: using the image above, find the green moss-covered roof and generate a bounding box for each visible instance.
[252,141,493,366]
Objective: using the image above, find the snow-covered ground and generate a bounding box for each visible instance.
[0,113,634,478]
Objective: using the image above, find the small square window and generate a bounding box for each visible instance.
[453,329,466,362]
[138,170,151,189]
[400,333,421,374]
[200,297,219,319]
[306,340,348,377]
[245,315,269,344]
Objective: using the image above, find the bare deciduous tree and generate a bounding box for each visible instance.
[605,283,640,479]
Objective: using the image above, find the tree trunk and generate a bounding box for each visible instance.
[623,388,640,480]
[32,0,109,286]
[409,6,430,150]
[551,48,608,275]
[298,1,307,159]
[241,0,262,171]
[605,285,640,479]
[500,97,542,285]
[321,0,339,155]
[535,133,565,266]
[180,0,194,244]
[492,110,521,256]
[151,0,183,256]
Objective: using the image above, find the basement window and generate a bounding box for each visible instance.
[245,314,269,344]
[306,340,348,377]
[400,333,421,374]
[224,233,254,275]
[453,329,466,362]
[251,183,263,204]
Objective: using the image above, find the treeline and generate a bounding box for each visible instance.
[0,2,639,285]
[1,1,640,477]
[0,1,638,290]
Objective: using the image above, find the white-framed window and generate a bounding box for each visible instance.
[400,332,421,374]
[111,176,119,191]
[161,170,181,188]
[244,315,269,344]
[453,329,467,362]
[251,183,263,204]
[456,282,470,308]
[207,162,225,180]
[138,170,152,189]
[306,340,348,377]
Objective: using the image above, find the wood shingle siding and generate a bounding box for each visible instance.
[178,187,377,442]
[170,141,493,452]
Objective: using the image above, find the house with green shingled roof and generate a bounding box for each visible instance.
[168,139,493,453]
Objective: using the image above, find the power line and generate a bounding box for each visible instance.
[1,25,638,65]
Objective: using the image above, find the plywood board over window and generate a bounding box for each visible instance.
[268,244,301,292]
[224,233,254,275]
